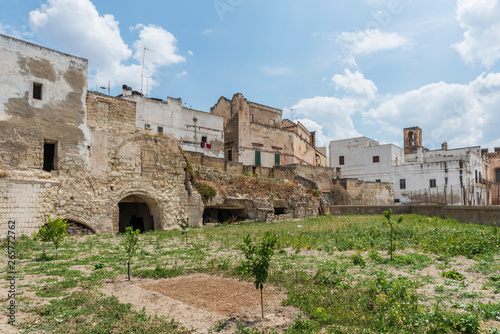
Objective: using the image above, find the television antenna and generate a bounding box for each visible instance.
[291,108,300,123]
[141,47,155,95]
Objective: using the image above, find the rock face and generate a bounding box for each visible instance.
[192,165,321,225]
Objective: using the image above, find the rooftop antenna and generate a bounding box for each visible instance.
[291,108,300,123]
[141,47,155,95]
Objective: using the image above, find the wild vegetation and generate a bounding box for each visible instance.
[1,214,500,333]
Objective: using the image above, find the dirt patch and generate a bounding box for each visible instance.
[100,274,298,333]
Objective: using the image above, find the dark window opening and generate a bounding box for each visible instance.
[479,172,482,183]
[43,141,56,172]
[496,168,500,182]
[430,179,436,188]
[227,149,233,162]
[395,199,400,203]
[373,156,380,163]
[33,83,42,100]
[375,179,381,183]
[203,208,247,224]
[274,208,286,215]
[201,136,207,143]
[400,179,406,189]
[158,126,163,133]
[475,170,478,183]
[339,156,345,165]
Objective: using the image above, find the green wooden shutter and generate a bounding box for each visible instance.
[275,153,280,166]
[255,151,261,166]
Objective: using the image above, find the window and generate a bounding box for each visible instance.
[255,151,261,166]
[43,141,57,172]
[227,150,232,162]
[275,153,280,166]
[400,179,406,189]
[430,179,436,188]
[475,170,478,183]
[479,172,482,183]
[375,179,381,183]
[373,156,380,163]
[339,156,345,165]
[33,83,42,100]
[250,114,254,122]
[395,199,400,203]
[201,136,207,143]
[496,168,500,182]
[157,126,163,134]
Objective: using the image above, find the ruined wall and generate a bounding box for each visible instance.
[488,153,500,205]
[332,178,394,205]
[274,164,336,191]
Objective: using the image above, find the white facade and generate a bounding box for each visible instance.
[122,91,224,159]
[329,136,487,205]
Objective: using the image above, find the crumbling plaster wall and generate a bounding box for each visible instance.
[0,39,203,238]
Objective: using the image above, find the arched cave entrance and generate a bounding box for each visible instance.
[118,195,157,233]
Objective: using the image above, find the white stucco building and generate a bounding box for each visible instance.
[329,127,487,205]
[121,86,225,159]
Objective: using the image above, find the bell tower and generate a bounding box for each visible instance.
[403,126,422,154]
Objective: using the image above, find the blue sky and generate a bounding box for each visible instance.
[1,0,500,151]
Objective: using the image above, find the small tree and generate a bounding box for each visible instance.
[383,209,404,260]
[33,215,69,260]
[179,218,189,244]
[240,232,278,319]
[122,226,140,281]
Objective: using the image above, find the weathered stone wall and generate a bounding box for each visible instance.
[0,35,203,239]
[332,178,394,205]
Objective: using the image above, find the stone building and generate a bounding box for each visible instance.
[210,93,316,168]
[329,127,488,205]
[120,86,225,159]
[486,149,500,205]
[0,34,202,238]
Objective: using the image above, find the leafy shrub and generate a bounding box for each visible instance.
[196,183,217,203]
[441,269,466,280]
[33,215,69,260]
[350,252,366,268]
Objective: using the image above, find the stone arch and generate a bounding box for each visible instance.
[113,191,162,234]
[63,218,96,235]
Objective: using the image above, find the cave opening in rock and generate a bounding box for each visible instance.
[203,208,248,224]
[118,195,155,233]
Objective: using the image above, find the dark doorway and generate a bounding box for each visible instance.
[118,196,154,233]
[43,142,56,172]
[203,208,247,224]
[274,208,286,215]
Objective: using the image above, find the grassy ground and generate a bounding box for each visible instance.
[2,214,500,333]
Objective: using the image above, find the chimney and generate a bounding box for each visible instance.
[122,84,132,97]
[441,141,448,151]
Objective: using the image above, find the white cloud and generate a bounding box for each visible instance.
[29,0,185,90]
[176,70,187,77]
[332,69,378,99]
[452,0,500,68]
[188,50,194,56]
[292,96,362,141]
[336,29,411,66]
[202,29,213,35]
[259,66,293,77]
[365,72,500,149]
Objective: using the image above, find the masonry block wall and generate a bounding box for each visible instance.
[0,34,202,238]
